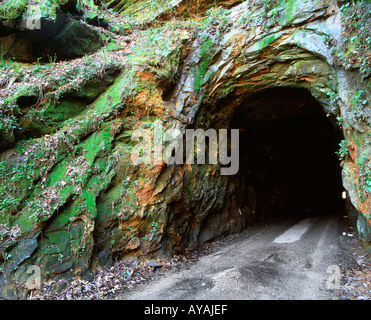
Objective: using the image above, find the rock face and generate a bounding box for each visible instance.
[0,0,370,298]
[0,1,104,62]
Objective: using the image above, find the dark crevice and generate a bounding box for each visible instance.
[16,95,39,109]
[0,12,105,63]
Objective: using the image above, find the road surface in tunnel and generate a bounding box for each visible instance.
[118,213,354,300]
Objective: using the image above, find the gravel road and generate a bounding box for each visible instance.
[119,213,354,300]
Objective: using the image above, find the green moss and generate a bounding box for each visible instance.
[128,26,185,83]
[103,0,178,24]
[46,161,69,188]
[244,32,283,55]
[83,71,135,115]
[282,0,296,25]
[48,230,70,245]
[5,67,135,234]
[83,125,115,165]
[193,37,215,94]
[44,197,83,232]
[0,156,40,225]
[47,208,70,230]
[105,42,123,52]
[44,100,86,123]
[261,34,277,48]
[81,189,97,217]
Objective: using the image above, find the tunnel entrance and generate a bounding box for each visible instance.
[228,87,345,223]
[165,86,348,251]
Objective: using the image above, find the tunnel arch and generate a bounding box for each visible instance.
[227,86,345,221]
[143,14,371,255]
[155,21,364,254]
[162,85,347,253]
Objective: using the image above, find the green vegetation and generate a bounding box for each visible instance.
[356,151,371,200]
[0,157,38,225]
[349,90,369,121]
[193,36,215,94]
[126,226,137,242]
[0,44,124,148]
[0,45,6,68]
[99,0,176,25]
[336,140,349,161]
[76,0,99,13]
[0,0,28,20]
[129,26,180,77]
[0,0,103,21]
[190,6,232,43]
[337,0,371,75]
[150,221,159,237]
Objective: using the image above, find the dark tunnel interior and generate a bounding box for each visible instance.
[229,87,346,222]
